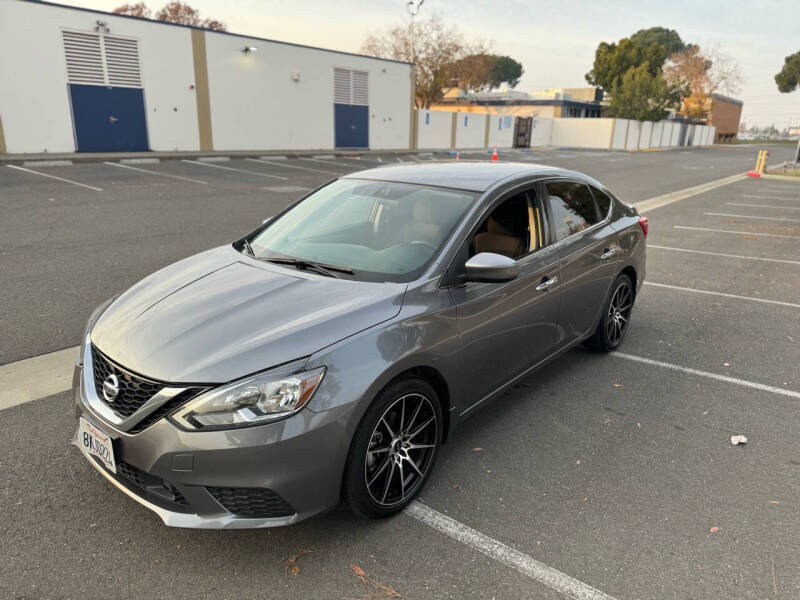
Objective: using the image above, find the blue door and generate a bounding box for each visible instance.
[334,104,368,148]
[69,84,149,152]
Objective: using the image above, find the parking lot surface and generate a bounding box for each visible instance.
[1,144,799,599]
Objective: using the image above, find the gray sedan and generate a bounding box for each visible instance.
[72,162,647,528]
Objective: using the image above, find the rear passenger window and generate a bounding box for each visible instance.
[545,181,599,242]
[591,186,613,219]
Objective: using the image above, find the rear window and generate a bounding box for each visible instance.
[590,186,613,219]
[545,181,599,242]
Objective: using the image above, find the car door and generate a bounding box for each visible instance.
[543,179,620,348]
[446,186,561,410]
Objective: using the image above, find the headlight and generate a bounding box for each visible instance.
[170,363,325,430]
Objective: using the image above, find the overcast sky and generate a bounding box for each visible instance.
[61,0,800,129]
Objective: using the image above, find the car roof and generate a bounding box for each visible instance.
[341,161,591,192]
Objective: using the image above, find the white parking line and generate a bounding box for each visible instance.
[647,244,800,266]
[405,502,617,600]
[645,281,800,309]
[183,159,288,180]
[247,157,341,176]
[727,202,800,211]
[743,194,800,201]
[0,346,79,411]
[673,225,800,239]
[104,161,207,184]
[298,157,357,169]
[704,212,800,223]
[6,164,103,191]
[612,353,800,400]
[634,173,745,213]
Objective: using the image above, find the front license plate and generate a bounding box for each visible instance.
[78,417,116,474]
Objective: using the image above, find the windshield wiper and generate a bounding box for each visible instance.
[261,256,354,278]
[242,239,255,257]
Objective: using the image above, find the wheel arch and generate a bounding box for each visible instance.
[377,365,452,443]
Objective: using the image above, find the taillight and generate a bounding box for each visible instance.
[638,216,649,238]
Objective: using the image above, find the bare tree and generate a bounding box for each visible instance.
[112,2,152,18]
[155,2,226,30]
[361,15,489,108]
[113,2,226,30]
[665,44,743,118]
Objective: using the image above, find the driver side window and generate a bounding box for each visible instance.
[469,190,541,260]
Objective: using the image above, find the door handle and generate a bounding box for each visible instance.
[600,248,617,260]
[536,276,558,291]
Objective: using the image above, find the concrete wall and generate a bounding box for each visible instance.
[550,118,614,149]
[487,114,514,148]
[531,118,554,147]
[651,121,664,148]
[638,121,653,150]
[417,110,452,149]
[611,120,629,150]
[454,113,487,148]
[0,0,411,153]
[625,121,641,151]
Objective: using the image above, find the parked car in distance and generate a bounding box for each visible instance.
[73,162,647,528]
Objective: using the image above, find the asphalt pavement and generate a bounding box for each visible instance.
[1,144,799,599]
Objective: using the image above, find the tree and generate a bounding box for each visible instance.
[113,3,151,17]
[605,62,679,121]
[585,37,668,92]
[112,2,226,30]
[775,50,800,93]
[449,54,524,92]
[155,2,225,30]
[665,44,743,118]
[630,27,686,56]
[487,55,524,89]
[361,15,489,108]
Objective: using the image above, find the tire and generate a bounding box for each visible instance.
[586,273,635,352]
[343,377,442,519]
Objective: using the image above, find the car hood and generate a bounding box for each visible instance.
[91,245,406,383]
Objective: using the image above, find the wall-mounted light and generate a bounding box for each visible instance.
[241,46,257,54]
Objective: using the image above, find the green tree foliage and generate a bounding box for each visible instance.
[487,55,524,89]
[605,63,679,121]
[630,27,686,56]
[586,29,687,121]
[775,51,800,92]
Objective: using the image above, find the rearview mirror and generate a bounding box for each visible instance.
[464,252,519,283]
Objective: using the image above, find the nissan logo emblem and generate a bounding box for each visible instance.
[102,374,120,403]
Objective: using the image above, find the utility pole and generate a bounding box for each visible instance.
[407,0,423,109]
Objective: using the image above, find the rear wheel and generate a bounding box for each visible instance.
[586,273,635,352]
[343,377,442,519]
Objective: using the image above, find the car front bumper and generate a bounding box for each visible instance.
[71,351,356,529]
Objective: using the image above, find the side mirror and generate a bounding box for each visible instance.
[464,252,519,283]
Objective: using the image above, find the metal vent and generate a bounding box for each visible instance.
[62,30,105,85]
[104,35,142,87]
[333,68,369,106]
[62,29,142,88]
[352,70,368,106]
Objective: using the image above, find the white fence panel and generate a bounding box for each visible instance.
[455,113,486,148]
[670,122,681,146]
[531,117,553,147]
[638,121,653,150]
[708,126,716,144]
[417,110,452,149]
[626,121,641,151]
[487,114,514,148]
[611,119,629,150]
[651,121,664,148]
[550,118,614,149]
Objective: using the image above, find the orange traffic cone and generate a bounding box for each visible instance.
[491,145,498,161]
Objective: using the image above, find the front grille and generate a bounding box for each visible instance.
[127,387,206,433]
[207,486,295,518]
[92,346,161,418]
[116,461,190,507]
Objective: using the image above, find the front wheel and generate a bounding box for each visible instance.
[342,377,442,519]
[586,273,635,352]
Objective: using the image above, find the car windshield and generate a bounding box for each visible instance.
[248,178,476,282]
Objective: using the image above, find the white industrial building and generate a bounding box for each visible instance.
[0,0,414,154]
